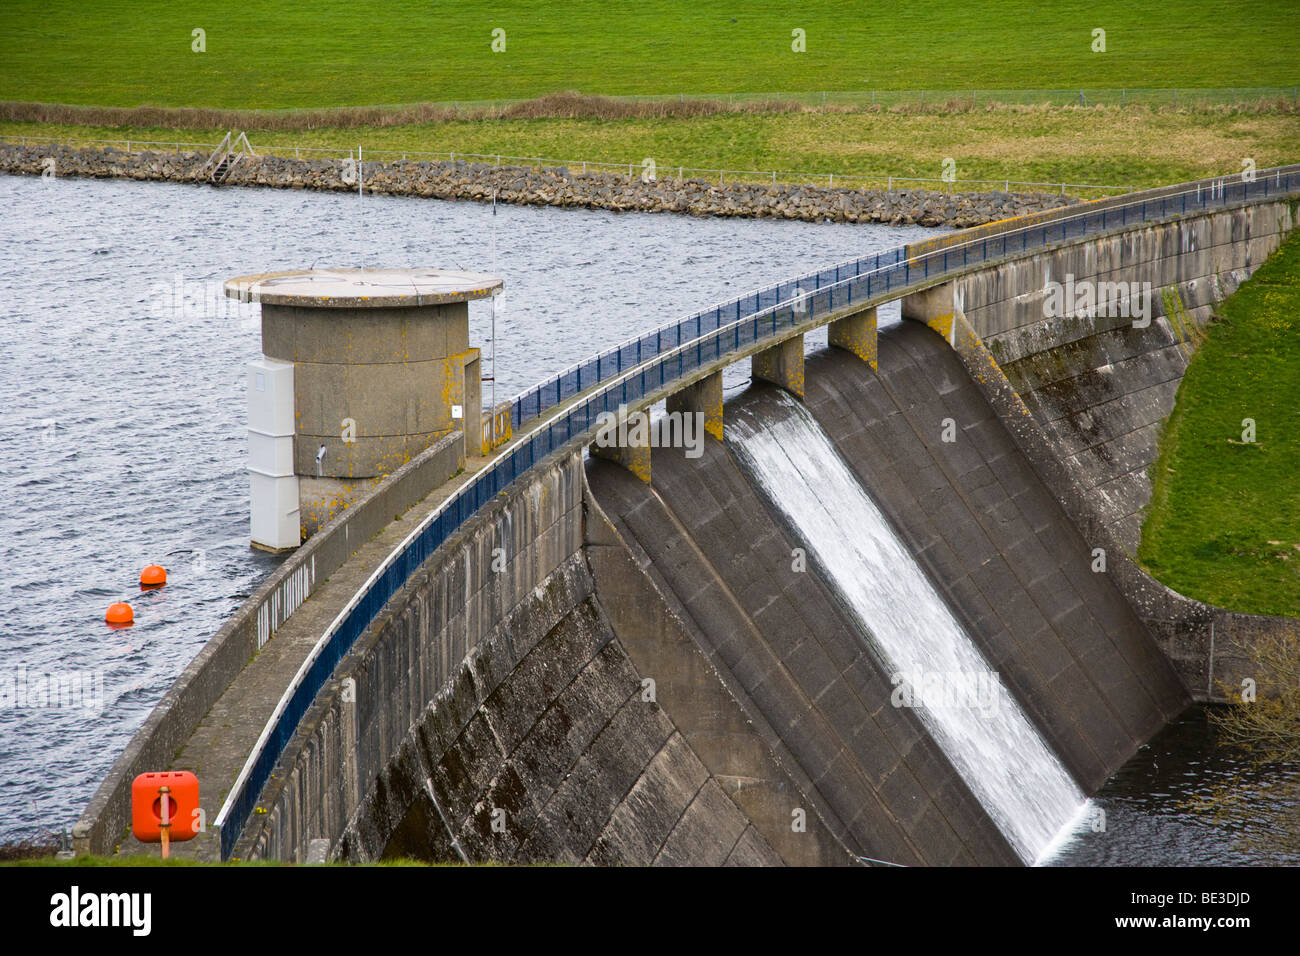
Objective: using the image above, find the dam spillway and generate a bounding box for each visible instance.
[726,392,1085,863]
[585,319,1192,865]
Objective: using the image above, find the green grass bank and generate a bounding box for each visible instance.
[1139,226,1300,619]
[1,1,1296,109]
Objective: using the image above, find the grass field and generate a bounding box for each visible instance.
[0,1,1297,109]
[1139,229,1300,619]
[6,107,1299,195]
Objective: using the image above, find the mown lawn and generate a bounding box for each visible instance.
[1140,227,1300,619]
[0,0,1296,108]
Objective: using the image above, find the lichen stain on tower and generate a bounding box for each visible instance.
[227,267,503,547]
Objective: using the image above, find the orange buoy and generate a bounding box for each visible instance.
[140,564,167,588]
[106,602,134,625]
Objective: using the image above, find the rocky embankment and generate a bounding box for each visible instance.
[0,142,1080,227]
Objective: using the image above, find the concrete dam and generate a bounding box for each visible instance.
[75,167,1300,865]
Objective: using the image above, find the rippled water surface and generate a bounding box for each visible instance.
[1044,706,1300,866]
[0,173,937,842]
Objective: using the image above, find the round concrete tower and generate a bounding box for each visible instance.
[226,267,503,549]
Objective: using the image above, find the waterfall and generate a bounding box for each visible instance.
[728,391,1084,864]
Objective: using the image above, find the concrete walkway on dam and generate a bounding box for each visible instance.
[113,453,497,860]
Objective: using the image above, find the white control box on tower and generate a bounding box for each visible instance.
[247,357,299,550]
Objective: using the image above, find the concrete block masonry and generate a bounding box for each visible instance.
[900,201,1295,557]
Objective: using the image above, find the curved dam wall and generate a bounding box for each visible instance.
[799,329,1188,790]
[588,444,1019,865]
[901,199,1298,698]
[587,341,1188,863]
[243,448,855,865]
[911,200,1294,553]
[125,186,1296,865]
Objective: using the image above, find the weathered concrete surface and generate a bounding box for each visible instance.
[589,429,653,484]
[247,452,586,861]
[666,369,724,441]
[337,554,784,866]
[933,307,1300,702]
[898,199,1299,698]
[906,201,1295,554]
[73,430,464,857]
[751,334,806,398]
[261,301,472,478]
[229,268,498,535]
[828,306,878,370]
[244,451,819,865]
[249,442,863,868]
[587,440,1019,865]
[804,327,1189,790]
[583,485,852,865]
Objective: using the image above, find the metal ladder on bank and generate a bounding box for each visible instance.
[205,131,256,184]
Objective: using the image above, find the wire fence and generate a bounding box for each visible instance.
[2,133,1138,198]
[212,163,1300,860]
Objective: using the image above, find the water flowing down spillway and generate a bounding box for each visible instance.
[728,391,1085,863]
